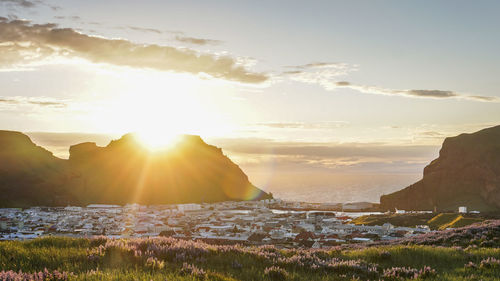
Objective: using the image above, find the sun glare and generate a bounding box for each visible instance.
[87,69,237,147]
[136,130,180,151]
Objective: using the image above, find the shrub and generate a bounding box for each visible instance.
[479,257,500,269]
[464,261,478,269]
[383,266,436,280]
[145,257,164,270]
[379,251,392,261]
[231,260,243,270]
[180,263,206,279]
[418,266,437,279]
[264,266,289,281]
[0,268,73,281]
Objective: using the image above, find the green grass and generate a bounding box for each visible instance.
[341,246,500,281]
[425,213,483,230]
[448,217,483,228]
[0,237,499,280]
[427,213,461,230]
[352,213,485,230]
[351,213,434,228]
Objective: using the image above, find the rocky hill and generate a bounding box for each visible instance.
[380,125,500,212]
[0,131,74,207]
[0,131,271,207]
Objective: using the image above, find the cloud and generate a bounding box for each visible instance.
[0,19,268,83]
[467,95,499,102]
[255,121,349,129]
[126,25,162,34]
[19,131,437,202]
[21,131,440,172]
[0,0,60,10]
[0,0,35,8]
[111,25,184,35]
[0,96,67,108]
[287,62,350,69]
[406,89,456,98]
[334,81,498,102]
[283,62,357,90]
[335,81,351,86]
[53,15,81,21]
[213,138,438,161]
[282,70,302,75]
[207,138,441,190]
[27,100,66,107]
[284,62,498,102]
[418,131,444,137]
[0,98,19,104]
[175,35,223,46]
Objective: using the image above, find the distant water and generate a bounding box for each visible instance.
[248,173,422,203]
[24,132,424,204]
[222,210,381,218]
[271,210,382,217]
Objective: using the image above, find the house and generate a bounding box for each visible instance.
[352,237,372,243]
[311,241,322,249]
[0,217,9,230]
[86,204,121,209]
[342,202,374,211]
[248,232,268,243]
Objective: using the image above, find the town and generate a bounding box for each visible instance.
[0,200,434,248]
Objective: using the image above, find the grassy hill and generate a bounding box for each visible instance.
[352,213,487,230]
[351,213,435,228]
[0,131,271,207]
[380,125,500,212]
[1,221,500,281]
[426,213,483,230]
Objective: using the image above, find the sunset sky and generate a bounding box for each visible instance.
[1,0,500,202]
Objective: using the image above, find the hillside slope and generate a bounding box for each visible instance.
[0,131,270,207]
[380,125,500,212]
[0,131,75,207]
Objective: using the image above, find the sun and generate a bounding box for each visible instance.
[89,70,237,147]
[135,130,181,151]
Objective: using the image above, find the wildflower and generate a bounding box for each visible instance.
[180,263,206,279]
[264,266,288,281]
[479,257,500,269]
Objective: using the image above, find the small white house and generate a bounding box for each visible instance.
[177,204,201,212]
[311,241,322,248]
[458,206,467,213]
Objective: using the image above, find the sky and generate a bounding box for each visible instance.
[1,0,500,203]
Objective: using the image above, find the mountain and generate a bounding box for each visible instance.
[380,125,500,212]
[0,131,271,207]
[0,131,75,207]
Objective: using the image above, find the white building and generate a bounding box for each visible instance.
[177,204,201,212]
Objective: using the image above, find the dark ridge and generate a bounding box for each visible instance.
[380,125,500,212]
[0,131,271,207]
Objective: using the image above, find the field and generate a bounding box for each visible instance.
[351,213,490,230]
[1,220,500,280]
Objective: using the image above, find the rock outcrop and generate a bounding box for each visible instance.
[380,125,500,212]
[0,131,271,207]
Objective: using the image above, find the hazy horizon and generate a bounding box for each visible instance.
[2,2,500,279]
[2,0,500,203]
[24,130,442,203]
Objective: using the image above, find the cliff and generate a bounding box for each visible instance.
[0,131,271,207]
[380,125,500,212]
[0,130,74,207]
